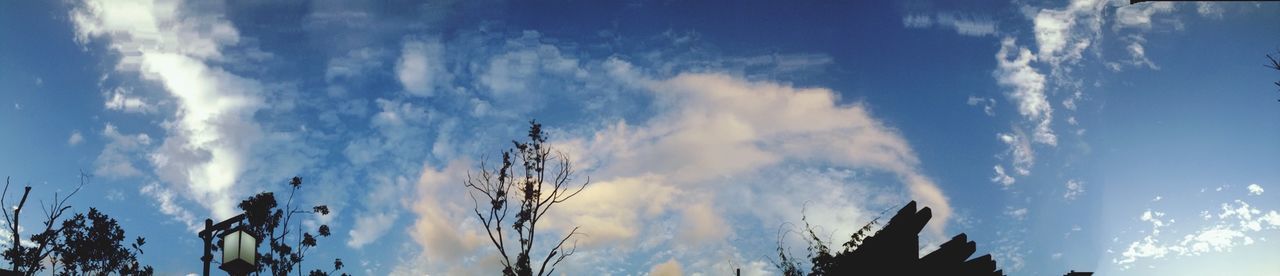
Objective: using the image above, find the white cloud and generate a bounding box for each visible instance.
[71,0,240,62]
[903,13,997,36]
[405,160,490,271]
[992,165,1015,186]
[549,176,680,247]
[104,87,155,113]
[1065,179,1084,200]
[404,68,952,273]
[140,182,199,231]
[1062,90,1082,110]
[992,229,1027,272]
[903,14,933,28]
[1032,0,1106,67]
[68,130,85,146]
[994,38,1056,147]
[327,47,387,82]
[935,13,997,36]
[105,189,126,201]
[396,39,448,97]
[1196,3,1224,19]
[967,95,996,116]
[347,211,399,248]
[94,123,151,178]
[342,172,414,249]
[0,222,39,248]
[723,53,835,76]
[1114,197,1280,268]
[142,52,266,220]
[648,258,683,276]
[72,0,276,220]
[476,32,588,116]
[599,72,950,233]
[1107,35,1161,71]
[1115,2,1175,30]
[1006,207,1029,220]
[1247,184,1264,196]
[998,131,1035,176]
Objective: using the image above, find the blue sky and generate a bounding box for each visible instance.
[2,0,1279,275]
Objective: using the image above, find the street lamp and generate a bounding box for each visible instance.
[219,227,256,275]
[199,213,257,276]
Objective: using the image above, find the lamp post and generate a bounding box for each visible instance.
[198,213,257,276]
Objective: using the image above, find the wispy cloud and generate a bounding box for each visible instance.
[1006,207,1029,220]
[995,38,1056,147]
[902,13,997,37]
[103,87,155,114]
[140,182,200,231]
[326,47,387,83]
[1064,179,1084,200]
[992,165,1015,187]
[1195,3,1224,19]
[967,95,996,116]
[94,123,150,178]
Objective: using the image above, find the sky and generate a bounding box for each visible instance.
[1,0,1279,275]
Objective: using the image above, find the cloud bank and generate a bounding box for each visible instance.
[400,60,953,273]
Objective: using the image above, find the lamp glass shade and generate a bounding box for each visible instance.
[239,231,255,265]
[222,230,256,266]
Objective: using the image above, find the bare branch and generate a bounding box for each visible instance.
[469,121,590,276]
[536,226,579,276]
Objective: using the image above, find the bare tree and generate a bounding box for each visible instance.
[2,174,86,275]
[466,121,590,276]
[1267,52,1280,102]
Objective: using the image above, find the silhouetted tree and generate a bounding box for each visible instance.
[307,258,349,276]
[54,208,153,275]
[233,176,339,276]
[1,174,153,275]
[2,175,83,274]
[1267,52,1280,102]
[466,120,590,276]
[773,201,1005,276]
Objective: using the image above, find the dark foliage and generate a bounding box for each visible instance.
[55,208,153,275]
[233,176,343,276]
[308,258,350,276]
[466,120,590,276]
